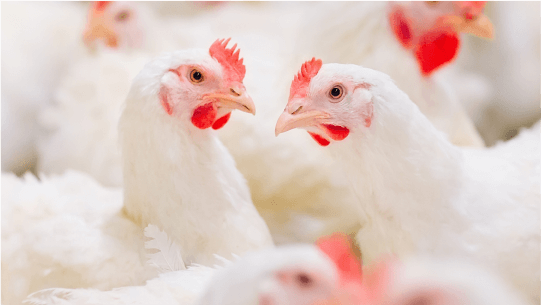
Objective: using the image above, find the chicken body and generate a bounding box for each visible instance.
[25,264,216,305]
[2,171,155,305]
[276,63,540,303]
[37,50,149,187]
[3,46,273,304]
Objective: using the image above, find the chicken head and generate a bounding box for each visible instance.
[156,38,255,130]
[388,1,493,76]
[83,1,144,49]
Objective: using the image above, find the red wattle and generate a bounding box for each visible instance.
[211,112,231,130]
[322,124,350,141]
[308,132,330,147]
[191,103,217,129]
[415,31,460,76]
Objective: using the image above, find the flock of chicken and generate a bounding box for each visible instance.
[2,2,540,305]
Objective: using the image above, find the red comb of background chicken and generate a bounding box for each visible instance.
[458,1,487,20]
[316,232,363,284]
[93,1,111,13]
[209,38,246,84]
[289,58,323,101]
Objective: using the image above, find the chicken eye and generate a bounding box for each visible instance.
[425,1,439,7]
[296,273,313,288]
[329,85,344,101]
[190,69,204,83]
[115,10,130,22]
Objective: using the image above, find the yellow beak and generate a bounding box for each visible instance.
[275,109,331,136]
[203,87,256,115]
[443,13,494,39]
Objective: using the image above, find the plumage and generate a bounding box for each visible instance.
[37,49,149,186]
[25,234,348,305]
[144,224,186,272]
[362,256,532,305]
[294,1,489,147]
[3,44,272,305]
[34,1,361,244]
[276,62,540,302]
[1,1,87,175]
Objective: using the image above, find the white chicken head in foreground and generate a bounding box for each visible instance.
[127,37,254,131]
[276,58,436,148]
[276,58,378,147]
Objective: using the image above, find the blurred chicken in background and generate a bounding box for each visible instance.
[443,1,541,146]
[1,2,87,175]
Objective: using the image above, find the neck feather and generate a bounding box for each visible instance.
[118,90,268,264]
[329,89,465,260]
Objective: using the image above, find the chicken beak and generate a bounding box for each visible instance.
[275,109,331,136]
[443,13,494,39]
[83,14,119,48]
[204,86,256,115]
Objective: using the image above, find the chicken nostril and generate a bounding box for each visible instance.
[291,105,302,115]
[230,88,241,97]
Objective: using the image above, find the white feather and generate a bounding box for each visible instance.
[144,224,186,272]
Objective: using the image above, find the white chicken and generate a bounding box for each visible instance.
[3,41,273,305]
[24,233,361,305]
[381,257,533,305]
[276,60,540,302]
[1,1,87,175]
[294,1,494,148]
[37,49,149,187]
[344,255,533,305]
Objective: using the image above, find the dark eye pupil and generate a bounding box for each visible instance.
[331,87,341,97]
[297,273,312,286]
[193,71,202,80]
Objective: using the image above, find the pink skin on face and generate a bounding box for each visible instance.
[158,38,254,131]
[276,65,376,147]
[281,58,354,146]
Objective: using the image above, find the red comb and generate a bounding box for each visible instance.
[93,1,111,12]
[457,1,487,20]
[289,58,323,101]
[316,232,363,284]
[209,38,246,83]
